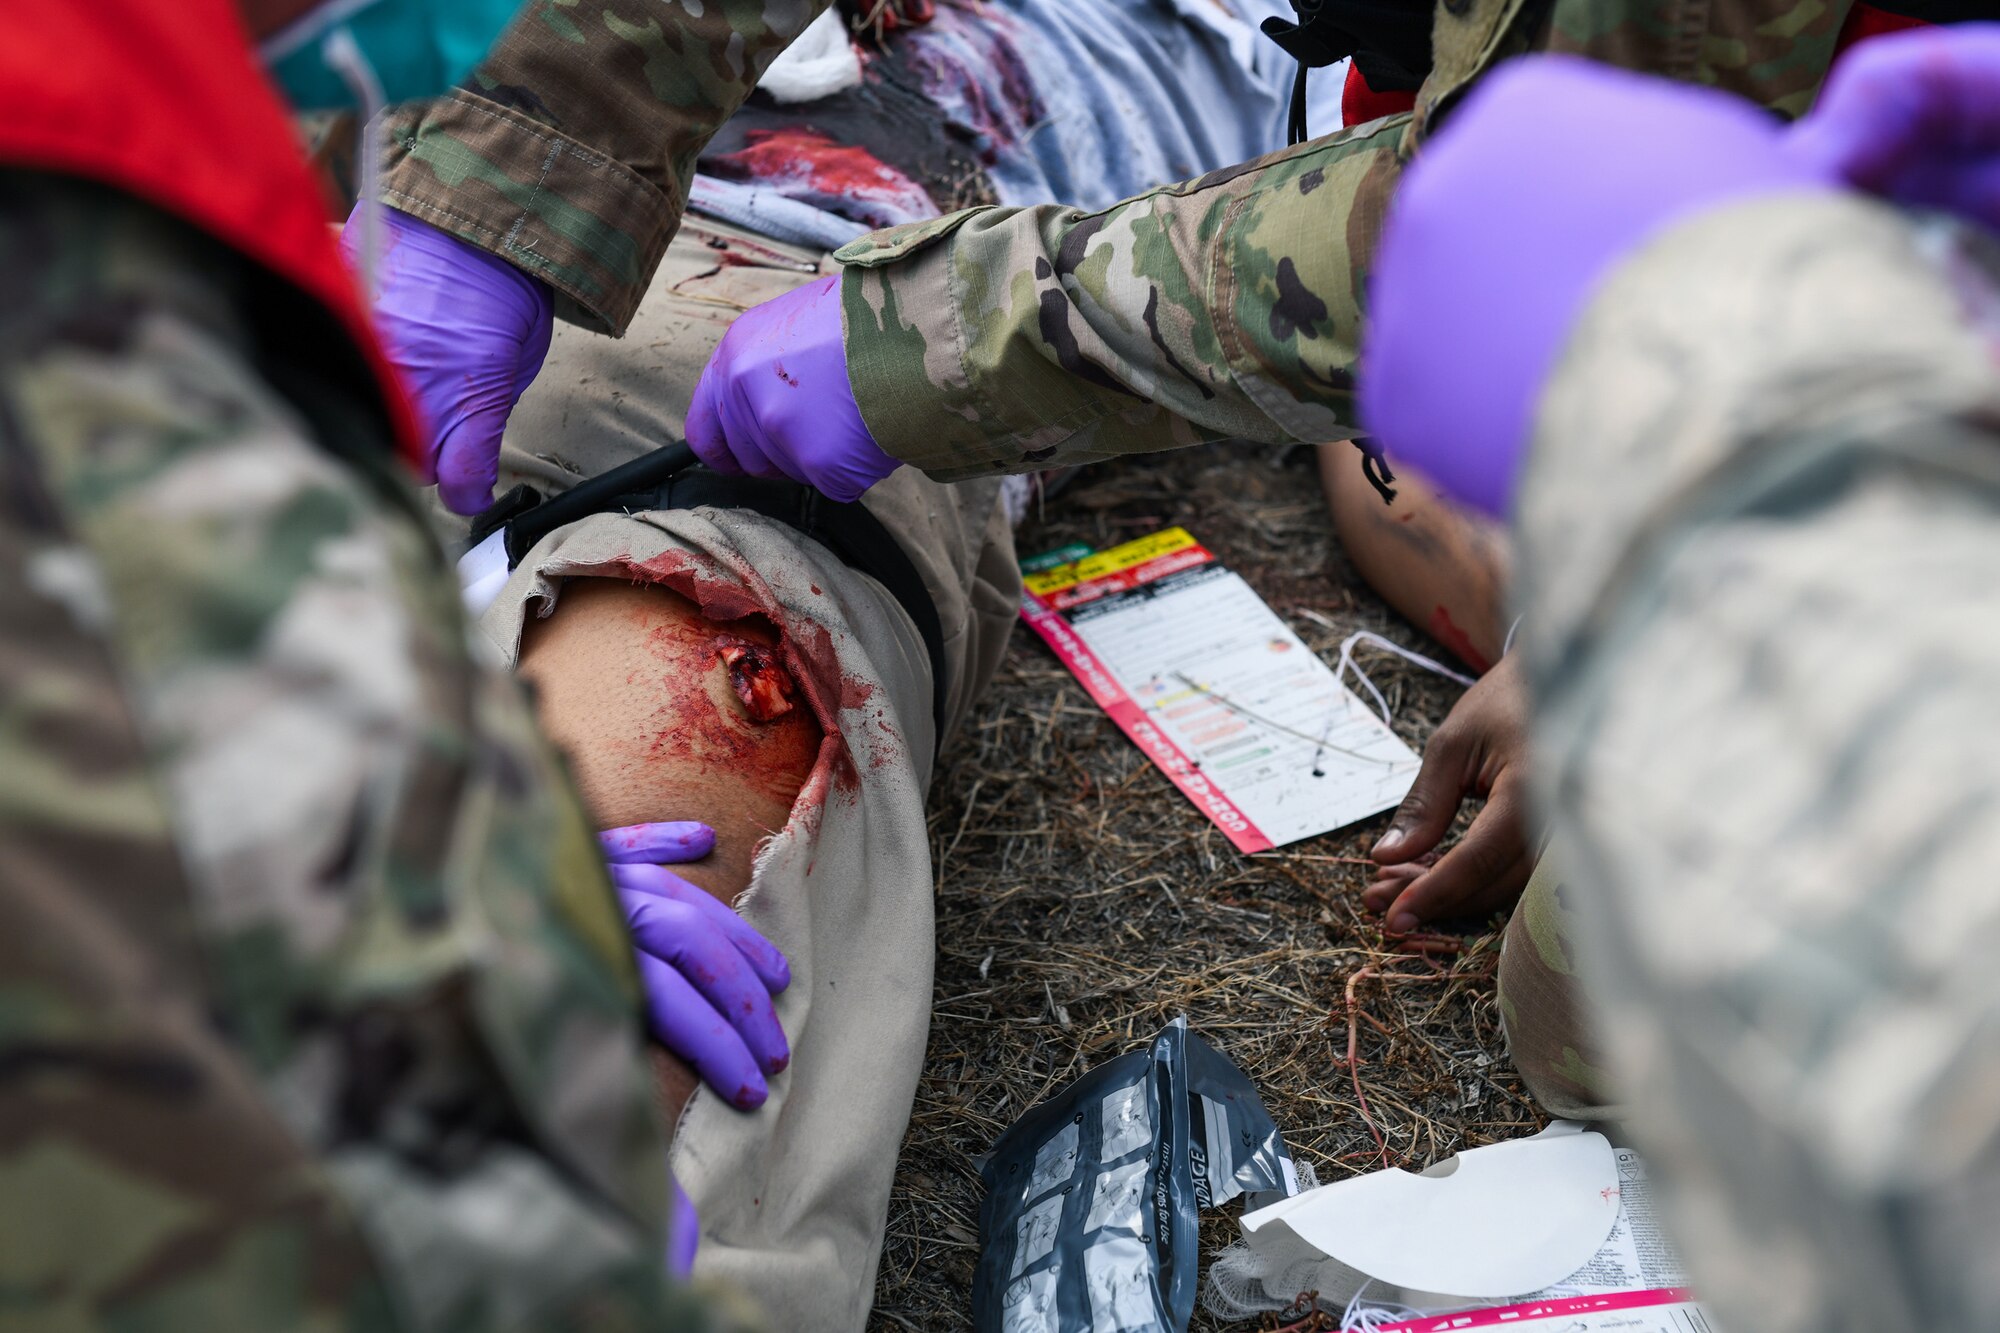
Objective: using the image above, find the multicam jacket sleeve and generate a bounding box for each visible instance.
[1515,192,2000,1331]
[377,0,833,335]
[836,0,1858,480]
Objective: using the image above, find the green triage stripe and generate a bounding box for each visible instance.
[1019,541,1094,574]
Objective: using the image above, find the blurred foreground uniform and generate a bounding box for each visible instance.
[1351,36,2000,1323]
[0,4,736,1328]
[1517,188,2000,1330]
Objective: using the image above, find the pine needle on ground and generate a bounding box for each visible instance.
[870,443,1544,1330]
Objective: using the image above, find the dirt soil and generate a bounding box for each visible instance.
[868,442,1545,1331]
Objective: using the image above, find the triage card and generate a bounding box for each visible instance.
[1019,528,1419,853]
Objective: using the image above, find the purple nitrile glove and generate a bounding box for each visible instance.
[341,203,555,515]
[599,821,792,1112]
[1785,24,2000,229]
[686,274,902,503]
[1361,57,1825,517]
[668,1177,699,1279]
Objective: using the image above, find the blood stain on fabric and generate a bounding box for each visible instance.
[705,127,938,230]
[904,8,1045,165]
[699,18,1000,221]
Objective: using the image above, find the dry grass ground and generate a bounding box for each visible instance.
[868,442,1546,1330]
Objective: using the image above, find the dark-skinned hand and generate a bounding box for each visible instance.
[1363,652,1537,935]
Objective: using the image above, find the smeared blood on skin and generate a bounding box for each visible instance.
[1428,605,1493,675]
[628,617,815,808]
[617,549,868,814]
[583,544,912,887]
[713,635,799,721]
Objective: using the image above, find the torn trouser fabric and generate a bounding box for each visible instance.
[467,216,1021,1330]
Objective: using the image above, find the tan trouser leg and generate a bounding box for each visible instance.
[1497,845,1619,1121]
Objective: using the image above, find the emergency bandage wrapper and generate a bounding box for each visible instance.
[974,1018,1299,1332]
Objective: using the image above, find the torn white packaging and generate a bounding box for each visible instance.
[1220,1122,1686,1314]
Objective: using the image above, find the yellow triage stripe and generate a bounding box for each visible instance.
[1021,526,1201,596]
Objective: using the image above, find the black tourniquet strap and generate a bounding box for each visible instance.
[1261,0,1436,144]
[471,451,951,760]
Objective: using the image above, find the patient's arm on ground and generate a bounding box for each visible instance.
[518,576,823,1124]
[1320,443,1512,673]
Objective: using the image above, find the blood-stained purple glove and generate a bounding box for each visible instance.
[1786,24,2000,228]
[341,203,554,515]
[599,821,792,1111]
[686,274,902,503]
[1361,58,1823,517]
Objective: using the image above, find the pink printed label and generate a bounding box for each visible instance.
[1379,1289,1695,1331]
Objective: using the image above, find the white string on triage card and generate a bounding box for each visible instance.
[1334,630,1476,728]
[1172,672,1402,767]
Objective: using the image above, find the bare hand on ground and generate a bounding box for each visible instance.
[1363,654,1536,934]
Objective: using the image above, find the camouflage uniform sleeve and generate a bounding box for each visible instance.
[837,119,1407,480]
[837,0,1854,481]
[1514,193,2000,1330]
[377,0,831,336]
[0,177,757,1331]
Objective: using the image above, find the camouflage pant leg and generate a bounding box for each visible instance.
[1497,844,1619,1121]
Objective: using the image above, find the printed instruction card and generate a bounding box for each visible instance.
[1531,1147,1688,1300]
[1020,528,1419,853]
